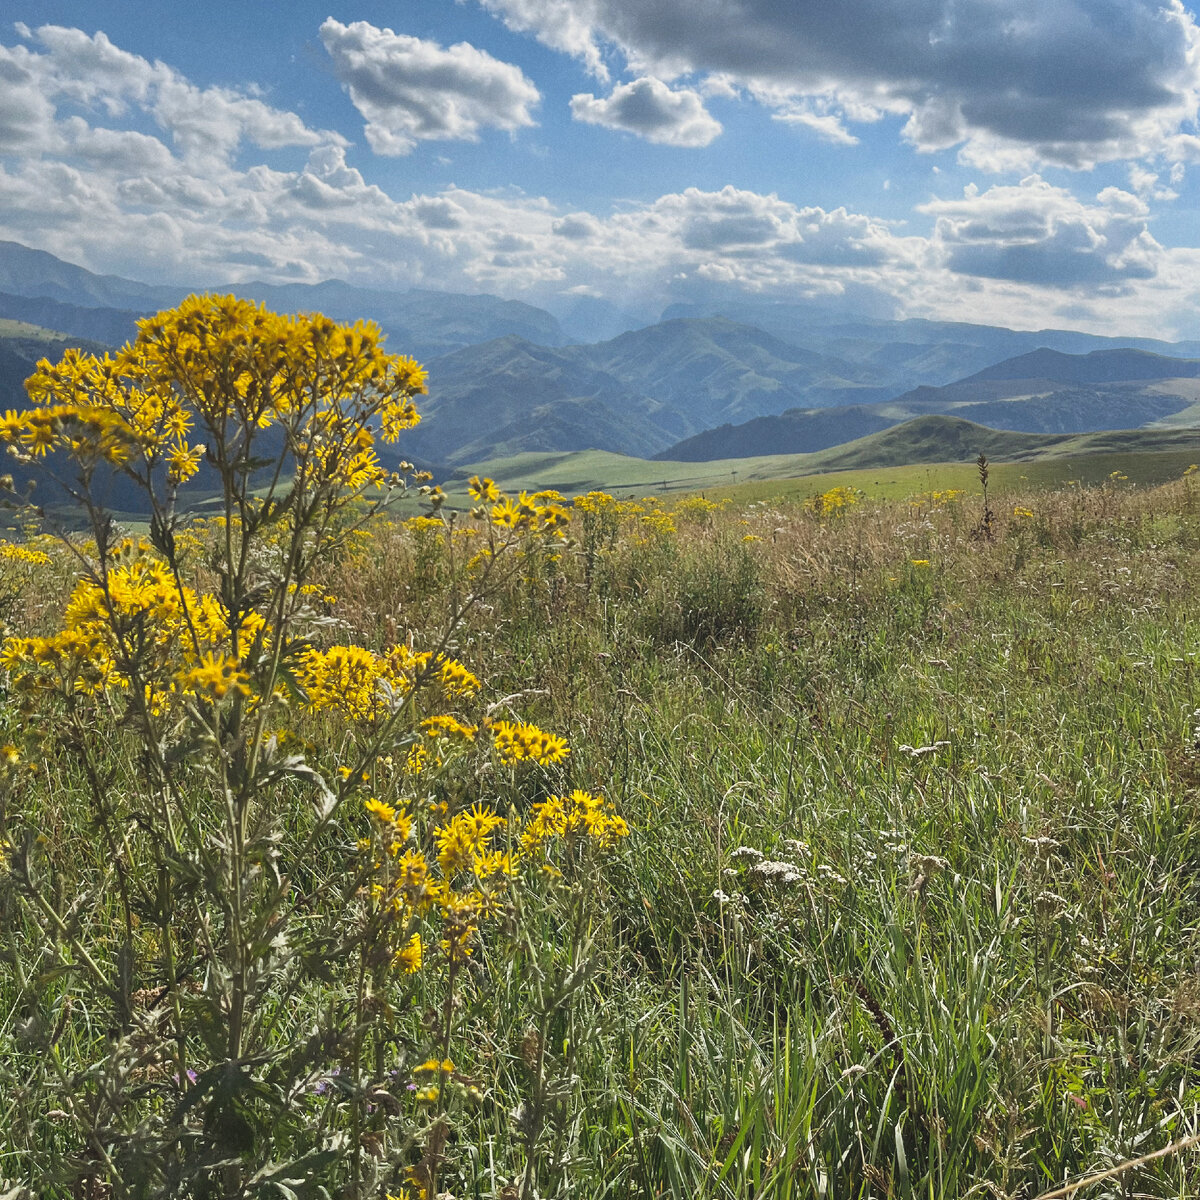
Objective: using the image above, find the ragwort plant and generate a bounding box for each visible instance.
[0,295,627,1199]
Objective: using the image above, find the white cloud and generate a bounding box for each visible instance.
[771,106,859,146]
[2,25,1200,341]
[570,76,721,146]
[319,18,539,156]
[0,43,56,152]
[1128,164,1179,201]
[475,0,610,80]
[12,24,342,168]
[921,176,1163,288]
[477,0,1200,171]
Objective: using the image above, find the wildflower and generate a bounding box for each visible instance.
[520,790,628,854]
[433,819,476,876]
[364,793,397,822]
[458,802,505,847]
[748,859,803,887]
[467,475,500,502]
[489,719,570,766]
[393,933,423,974]
[808,486,863,517]
[421,714,477,742]
[0,541,51,566]
[365,798,412,846]
[730,846,764,864]
[474,849,517,879]
[413,1058,455,1074]
[910,559,931,568]
[181,652,250,699]
[394,850,443,912]
[437,658,480,698]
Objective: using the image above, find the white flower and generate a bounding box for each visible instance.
[730,846,764,864]
[748,859,803,887]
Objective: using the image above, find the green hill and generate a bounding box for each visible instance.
[659,347,1200,462]
[453,416,1200,501]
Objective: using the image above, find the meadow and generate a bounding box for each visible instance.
[2,298,1200,1199]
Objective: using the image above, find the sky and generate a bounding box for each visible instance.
[4,1,1200,337]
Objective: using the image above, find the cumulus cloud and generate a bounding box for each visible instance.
[570,77,721,146]
[3,24,1200,340]
[5,24,341,167]
[1129,164,1180,201]
[319,18,539,155]
[0,44,56,152]
[478,0,1200,169]
[475,0,611,79]
[922,176,1163,287]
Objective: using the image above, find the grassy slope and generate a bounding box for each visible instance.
[0,318,71,340]
[457,418,1200,503]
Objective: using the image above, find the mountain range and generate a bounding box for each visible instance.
[659,347,1200,461]
[3,239,1200,472]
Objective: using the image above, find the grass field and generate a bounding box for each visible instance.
[454,421,1200,505]
[6,301,1200,1199]
[0,318,73,341]
[5,465,1200,1198]
[451,432,1200,506]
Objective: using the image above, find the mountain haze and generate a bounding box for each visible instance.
[659,347,1200,461]
[7,241,1200,471]
[0,241,568,363]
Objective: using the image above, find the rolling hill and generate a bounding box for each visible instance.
[658,347,1200,461]
[452,416,1200,502]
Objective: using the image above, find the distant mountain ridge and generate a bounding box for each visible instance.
[402,317,904,465]
[963,347,1200,384]
[7,239,1200,468]
[658,347,1200,461]
[0,240,568,362]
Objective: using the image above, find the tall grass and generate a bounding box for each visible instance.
[3,332,1200,1197]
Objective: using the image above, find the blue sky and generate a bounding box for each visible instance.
[4,1,1200,336]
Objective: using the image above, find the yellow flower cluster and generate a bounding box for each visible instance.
[488,489,570,536]
[467,475,500,503]
[2,294,427,497]
[297,643,480,722]
[365,798,514,972]
[672,495,729,523]
[421,714,478,742]
[0,546,260,707]
[487,719,570,766]
[911,489,965,508]
[520,790,630,855]
[807,486,863,517]
[0,540,52,566]
[364,785,627,976]
[572,490,630,516]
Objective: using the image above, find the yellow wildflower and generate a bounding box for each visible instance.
[393,933,423,974]
[489,719,570,766]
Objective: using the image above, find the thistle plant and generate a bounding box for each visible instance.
[0,296,627,1198]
